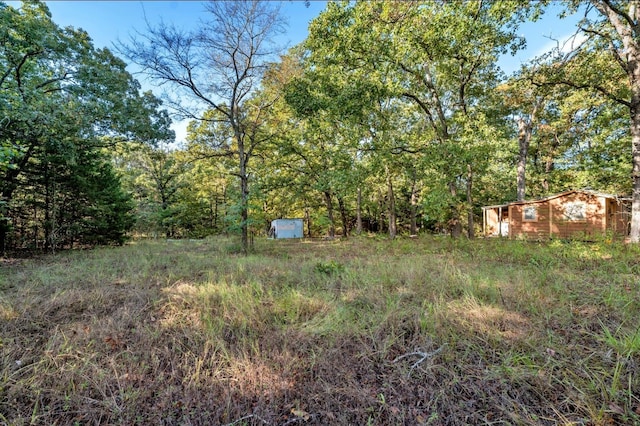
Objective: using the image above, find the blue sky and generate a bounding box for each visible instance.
[43,1,327,52]
[40,1,582,73]
[16,1,583,144]
[38,1,328,144]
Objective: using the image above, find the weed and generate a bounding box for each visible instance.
[0,236,638,424]
[314,260,345,275]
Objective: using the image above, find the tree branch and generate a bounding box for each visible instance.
[393,344,447,377]
[600,0,636,29]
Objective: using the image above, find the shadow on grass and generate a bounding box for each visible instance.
[1,236,639,425]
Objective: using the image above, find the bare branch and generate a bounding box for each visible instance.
[580,26,629,71]
[35,72,71,91]
[530,74,630,108]
[393,344,447,377]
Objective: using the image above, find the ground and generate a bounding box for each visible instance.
[1,236,639,425]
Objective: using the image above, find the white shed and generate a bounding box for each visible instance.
[269,218,304,239]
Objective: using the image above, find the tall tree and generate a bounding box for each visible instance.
[0,1,169,251]
[499,82,543,201]
[300,0,537,237]
[537,1,639,240]
[120,0,285,253]
[587,0,640,240]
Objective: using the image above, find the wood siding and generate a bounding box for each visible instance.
[608,198,631,235]
[484,207,508,236]
[509,192,628,239]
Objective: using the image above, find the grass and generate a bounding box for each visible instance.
[1,235,639,425]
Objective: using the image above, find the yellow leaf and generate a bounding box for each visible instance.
[291,408,310,421]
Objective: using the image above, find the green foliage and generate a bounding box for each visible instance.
[313,260,345,275]
[2,0,636,250]
[286,0,541,237]
[0,1,172,250]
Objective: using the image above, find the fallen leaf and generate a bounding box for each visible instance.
[291,408,310,421]
[104,336,121,350]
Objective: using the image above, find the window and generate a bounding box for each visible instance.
[564,202,586,221]
[523,205,537,221]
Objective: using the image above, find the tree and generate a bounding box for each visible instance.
[0,1,170,251]
[114,142,187,238]
[498,79,545,201]
[119,0,285,253]
[298,0,538,238]
[536,1,639,240]
[586,0,640,240]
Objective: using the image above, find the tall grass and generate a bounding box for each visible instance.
[1,235,639,424]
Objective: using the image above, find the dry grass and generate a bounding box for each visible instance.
[1,236,639,425]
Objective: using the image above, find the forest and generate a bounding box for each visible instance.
[1,0,639,254]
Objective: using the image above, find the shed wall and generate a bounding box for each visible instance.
[511,192,609,239]
[484,209,500,236]
[270,219,304,239]
[608,199,631,235]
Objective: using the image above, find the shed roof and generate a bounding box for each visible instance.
[482,203,509,210]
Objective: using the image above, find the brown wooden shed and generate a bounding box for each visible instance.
[482,190,631,240]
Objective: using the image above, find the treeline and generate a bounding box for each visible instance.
[0,2,172,251]
[1,1,637,253]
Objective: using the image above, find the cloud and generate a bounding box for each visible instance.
[171,119,189,146]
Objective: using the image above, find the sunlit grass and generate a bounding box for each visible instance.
[1,235,639,424]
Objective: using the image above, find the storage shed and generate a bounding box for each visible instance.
[482,190,631,240]
[269,218,304,239]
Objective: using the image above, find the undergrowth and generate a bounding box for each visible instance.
[1,235,639,425]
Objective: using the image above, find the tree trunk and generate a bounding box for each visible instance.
[338,195,349,238]
[516,100,539,201]
[626,27,640,242]
[212,196,218,230]
[387,168,397,240]
[44,178,56,253]
[222,184,227,234]
[410,177,418,236]
[516,117,530,202]
[324,190,336,238]
[630,99,640,241]
[377,188,385,233]
[466,164,474,239]
[240,171,249,253]
[449,181,462,238]
[305,208,311,237]
[0,193,9,254]
[234,115,249,253]
[356,186,363,235]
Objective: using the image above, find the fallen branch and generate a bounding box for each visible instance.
[282,413,319,425]
[393,344,447,377]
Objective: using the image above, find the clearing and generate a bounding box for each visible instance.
[1,236,639,425]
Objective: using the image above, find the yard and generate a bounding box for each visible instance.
[1,236,639,425]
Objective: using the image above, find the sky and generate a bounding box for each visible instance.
[43,1,327,52]
[39,0,328,145]
[15,1,584,145]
